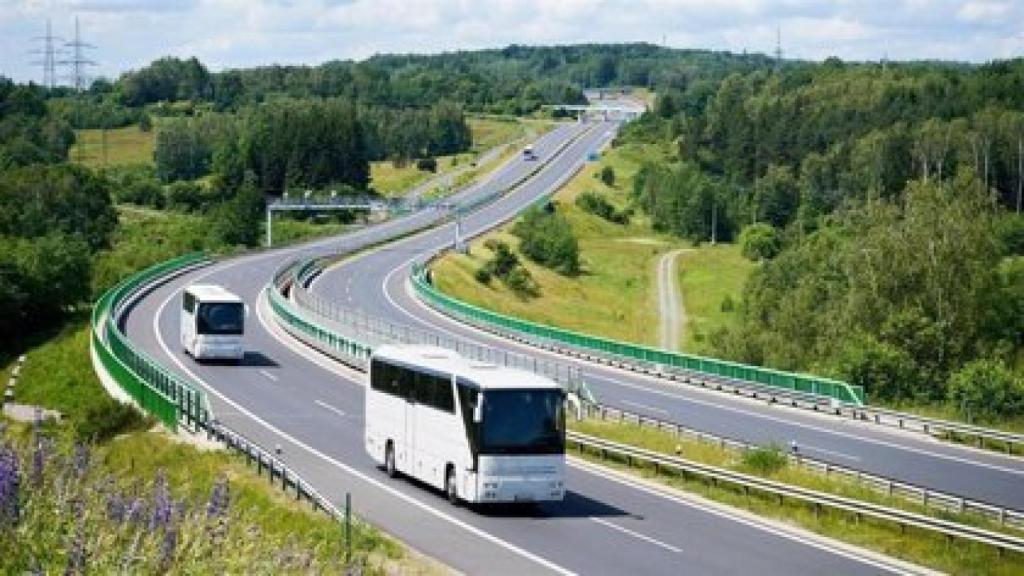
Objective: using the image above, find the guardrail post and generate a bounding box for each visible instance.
[344,492,352,567]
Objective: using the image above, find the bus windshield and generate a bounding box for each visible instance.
[480,389,564,455]
[196,302,244,335]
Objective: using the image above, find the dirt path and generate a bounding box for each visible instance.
[656,249,689,351]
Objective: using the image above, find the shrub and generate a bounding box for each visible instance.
[599,165,616,186]
[947,359,1024,422]
[739,223,781,261]
[512,206,580,275]
[505,266,539,297]
[474,267,492,284]
[416,157,437,173]
[75,398,150,442]
[741,445,788,475]
[576,191,629,224]
[720,294,735,312]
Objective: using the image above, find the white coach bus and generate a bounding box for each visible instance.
[180,284,245,362]
[365,345,566,505]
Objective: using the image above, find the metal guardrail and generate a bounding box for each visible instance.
[583,402,1024,530]
[270,258,595,402]
[91,252,214,431]
[568,431,1024,555]
[409,265,864,406]
[410,266,1024,456]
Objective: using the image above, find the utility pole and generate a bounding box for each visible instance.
[30,19,63,90]
[61,16,96,93]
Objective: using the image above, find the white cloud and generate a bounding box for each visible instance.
[956,1,1011,22]
[1,0,1022,84]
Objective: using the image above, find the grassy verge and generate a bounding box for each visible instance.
[0,282,440,574]
[69,125,155,168]
[677,244,756,354]
[433,139,694,347]
[570,418,1024,575]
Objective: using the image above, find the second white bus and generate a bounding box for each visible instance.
[180,284,245,362]
[365,345,566,505]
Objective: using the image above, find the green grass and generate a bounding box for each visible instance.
[69,125,156,168]
[677,244,756,353]
[467,116,524,152]
[571,418,1024,575]
[433,139,692,347]
[268,216,348,246]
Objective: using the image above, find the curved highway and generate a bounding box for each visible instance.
[119,119,923,574]
[310,132,1024,514]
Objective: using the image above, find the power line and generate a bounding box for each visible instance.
[29,19,64,89]
[59,16,97,92]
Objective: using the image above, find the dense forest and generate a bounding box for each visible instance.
[621,57,1024,420]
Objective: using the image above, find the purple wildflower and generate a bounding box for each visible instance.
[206,475,230,519]
[126,497,146,525]
[0,443,20,527]
[106,490,126,525]
[64,499,87,575]
[160,523,178,569]
[71,443,90,477]
[150,470,172,530]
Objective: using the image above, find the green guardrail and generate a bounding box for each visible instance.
[411,265,866,406]
[267,279,373,366]
[91,252,212,431]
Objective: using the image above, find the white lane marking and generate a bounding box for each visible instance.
[589,517,681,554]
[802,444,861,462]
[192,283,907,576]
[315,399,346,418]
[571,459,919,575]
[154,261,575,576]
[258,369,278,382]
[388,272,1024,479]
[620,400,669,416]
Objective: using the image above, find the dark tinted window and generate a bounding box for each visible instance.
[457,380,480,463]
[183,293,196,314]
[196,302,243,335]
[480,389,565,455]
[369,360,452,413]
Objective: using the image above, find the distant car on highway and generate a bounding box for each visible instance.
[180,284,245,362]
[522,145,536,160]
[366,345,566,505]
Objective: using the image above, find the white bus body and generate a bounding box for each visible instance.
[365,345,566,505]
[522,145,536,160]
[180,284,245,361]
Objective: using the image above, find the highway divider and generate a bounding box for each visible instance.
[583,401,1024,530]
[410,264,864,406]
[569,431,1024,556]
[410,265,1024,454]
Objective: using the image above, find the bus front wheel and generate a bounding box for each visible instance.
[445,466,458,505]
[385,442,397,478]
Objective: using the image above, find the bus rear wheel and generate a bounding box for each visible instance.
[445,466,458,505]
[385,442,397,478]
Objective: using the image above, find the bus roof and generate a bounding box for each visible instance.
[373,344,562,391]
[184,284,243,303]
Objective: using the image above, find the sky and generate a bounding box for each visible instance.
[1,0,1022,85]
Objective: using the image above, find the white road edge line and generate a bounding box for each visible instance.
[589,517,681,554]
[571,458,925,575]
[315,399,346,418]
[620,400,670,416]
[153,258,576,576]
[802,444,862,462]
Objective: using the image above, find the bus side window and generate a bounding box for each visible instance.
[437,375,455,413]
[183,293,195,314]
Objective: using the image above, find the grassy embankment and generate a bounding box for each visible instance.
[69,125,156,169]
[0,208,442,574]
[571,418,1024,575]
[370,116,529,197]
[432,138,753,351]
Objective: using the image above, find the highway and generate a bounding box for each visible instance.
[310,128,1024,514]
[118,119,922,574]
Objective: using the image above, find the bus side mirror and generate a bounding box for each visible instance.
[244,304,251,318]
[473,399,483,423]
